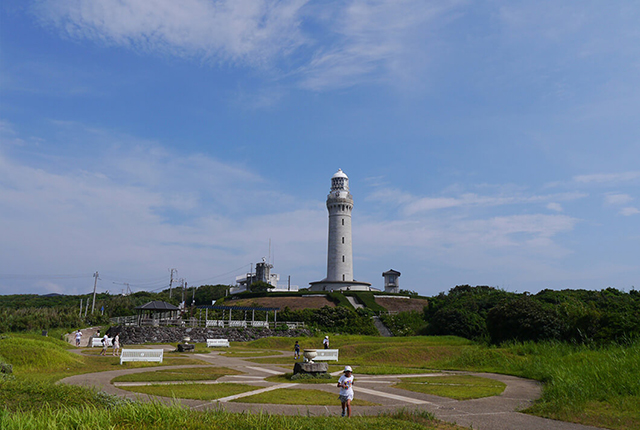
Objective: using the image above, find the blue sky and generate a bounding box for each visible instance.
[1,0,638,297]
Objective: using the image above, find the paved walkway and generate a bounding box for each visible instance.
[59,348,601,430]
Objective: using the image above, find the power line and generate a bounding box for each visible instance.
[0,274,92,280]
[190,264,251,285]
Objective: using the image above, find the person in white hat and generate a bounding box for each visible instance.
[337,365,354,417]
[323,335,329,349]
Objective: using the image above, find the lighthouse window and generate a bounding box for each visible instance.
[342,219,344,225]
[342,255,345,262]
[343,274,345,281]
[342,237,344,244]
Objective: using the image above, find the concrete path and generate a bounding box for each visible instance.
[59,349,601,430]
[372,315,394,337]
[345,296,363,309]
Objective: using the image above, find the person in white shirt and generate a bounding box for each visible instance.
[323,335,329,349]
[112,334,121,357]
[74,330,82,347]
[99,334,109,356]
[337,365,354,417]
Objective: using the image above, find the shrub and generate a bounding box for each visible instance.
[486,296,566,344]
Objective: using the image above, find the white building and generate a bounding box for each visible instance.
[382,269,401,293]
[230,258,298,294]
[309,169,377,292]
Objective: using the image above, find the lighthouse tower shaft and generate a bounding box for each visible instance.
[326,170,354,282]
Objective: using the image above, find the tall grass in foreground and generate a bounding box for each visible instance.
[443,340,640,429]
[0,402,457,430]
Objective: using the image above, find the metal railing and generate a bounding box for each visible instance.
[110,315,304,330]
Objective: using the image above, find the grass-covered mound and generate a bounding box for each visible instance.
[0,335,83,372]
[0,333,210,383]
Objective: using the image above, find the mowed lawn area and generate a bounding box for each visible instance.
[246,335,640,430]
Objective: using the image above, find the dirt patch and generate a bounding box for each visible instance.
[226,296,336,311]
[374,297,429,313]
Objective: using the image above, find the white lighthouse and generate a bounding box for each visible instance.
[309,169,375,292]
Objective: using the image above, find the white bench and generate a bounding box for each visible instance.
[206,320,224,327]
[314,349,339,361]
[251,321,268,328]
[207,339,230,348]
[91,337,113,347]
[228,320,247,328]
[120,349,164,365]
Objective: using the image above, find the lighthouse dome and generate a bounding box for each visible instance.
[330,169,349,192]
[332,169,348,179]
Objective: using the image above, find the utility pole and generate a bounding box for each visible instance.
[169,268,177,298]
[191,282,195,306]
[91,271,99,314]
[181,278,185,303]
[79,299,83,317]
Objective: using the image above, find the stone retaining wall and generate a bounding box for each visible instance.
[107,325,311,345]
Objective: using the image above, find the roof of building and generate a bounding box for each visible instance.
[135,301,180,311]
[382,269,401,276]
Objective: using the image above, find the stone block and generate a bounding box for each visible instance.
[293,362,328,375]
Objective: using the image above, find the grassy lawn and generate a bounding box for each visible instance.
[112,366,242,383]
[220,350,282,357]
[393,375,506,400]
[246,335,640,429]
[265,373,339,384]
[232,387,380,406]
[0,404,465,429]
[118,382,257,400]
[2,332,638,429]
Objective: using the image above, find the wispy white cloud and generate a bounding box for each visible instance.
[34,0,309,67]
[547,202,563,212]
[620,207,639,216]
[574,171,640,184]
[296,0,462,90]
[399,191,585,216]
[31,0,463,91]
[604,193,633,206]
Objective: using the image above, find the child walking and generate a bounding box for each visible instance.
[294,340,300,360]
[337,366,354,417]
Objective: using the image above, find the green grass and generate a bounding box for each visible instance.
[265,373,339,384]
[0,378,131,412]
[112,366,242,382]
[220,350,282,357]
[0,334,212,383]
[0,403,464,429]
[2,331,638,429]
[438,341,640,430]
[232,387,380,406]
[119,382,257,400]
[393,375,506,400]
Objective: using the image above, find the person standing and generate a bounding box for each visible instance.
[337,366,354,417]
[99,334,109,356]
[112,334,121,357]
[75,330,82,347]
[294,340,300,360]
[323,335,329,349]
